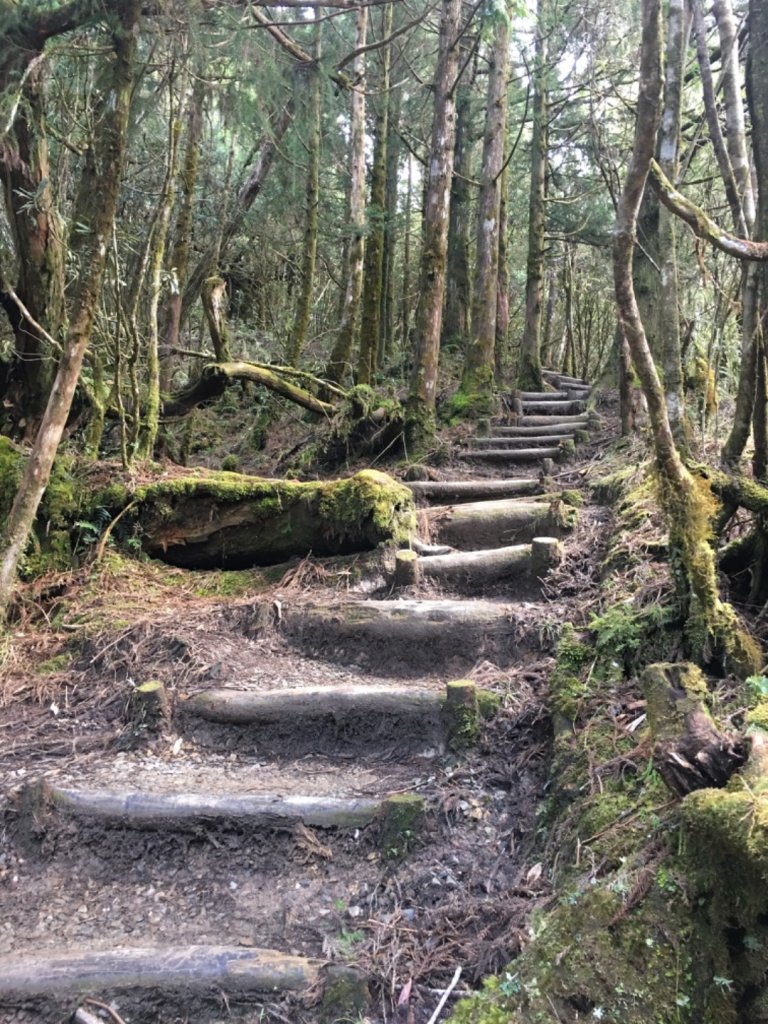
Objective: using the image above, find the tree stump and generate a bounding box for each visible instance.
[394,549,420,587]
[531,537,563,575]
[128,680,170,732]
[642,662,746,796]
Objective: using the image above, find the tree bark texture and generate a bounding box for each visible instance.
[0,0,140,620]
[613,0,760,676]
[462,5,510,410]
[406,0,462,443]
[325,5,368,385]
[518,0,548,392]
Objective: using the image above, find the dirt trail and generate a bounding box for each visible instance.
[0,377,612,1024]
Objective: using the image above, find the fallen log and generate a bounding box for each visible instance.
[457,446,562,462]
[405,478,541,503]
[424,497,574,549]
[542,369,587,385]
[163,361,337,418]
[0,945,321,999]
[131,469,415,569]
[419,543,530,584]
[518,390,571,400]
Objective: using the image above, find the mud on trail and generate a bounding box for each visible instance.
[0,379,614,1024]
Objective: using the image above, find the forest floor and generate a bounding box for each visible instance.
[0,383,618,1024]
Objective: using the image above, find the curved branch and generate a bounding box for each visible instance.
[648,159,768,261]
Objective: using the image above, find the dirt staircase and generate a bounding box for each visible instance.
[0,372,601,1024]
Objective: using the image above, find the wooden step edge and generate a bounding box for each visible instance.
[469,436,573,448]
[0,944,322,999]
[457,447,561,461]
[37,783,385,830]
[405,479,541,502]
[491,426,579,436]
[519,415,589,426]
[185,684,440,724]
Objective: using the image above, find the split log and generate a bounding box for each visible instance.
[163,361,336,418]
[43,783,382,829]
[405,478,541,503]
[457,446,562,462]
[425,498,573,549]
[0,945,321,999]
[642,662,746,796]
[185,684,441,725]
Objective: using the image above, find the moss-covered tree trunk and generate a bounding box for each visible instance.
[613,0,759,676]
[460,3,510,414]
[0,0,140,619]
[358,2,393,385]
[325,7,368,386]
[495,168,510,382]
[518,0,548,392]
[405,0,462,445]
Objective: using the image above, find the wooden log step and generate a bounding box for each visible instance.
[457,446,562,462]
[427,497,574,549]
[405,478,541,503]
[182,684,447,751]
[470,435,571,449]
[186,684,440,724]
[520,414,588,426]
[42,784,384,830]
[517,390,570,400]
[521,400,585,415]
[491,425,579,437]
[542,369,587,385]
[417,537,562,586]
[0,944,321,999]
[280,599,523,673]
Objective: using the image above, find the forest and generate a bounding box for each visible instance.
[3,0,768,1022]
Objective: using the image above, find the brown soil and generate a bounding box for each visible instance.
[0,387,617,1024]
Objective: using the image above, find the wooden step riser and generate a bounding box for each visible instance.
[542,369,587,385]
[406,478,541,504]
[458,447,562,462]
[428,499,571,550]
[520,415,589,426]
[183,685,446,754]
[470,437,572,449]
[521,401,585,415]
[490,425,579,437]
[280,600,527,675]
[0,945,322,1000]
[416,538,562,589]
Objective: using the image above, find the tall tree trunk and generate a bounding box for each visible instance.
[613,0,759,676]
[358,2,393,384]
[325,5,368,386]
[405,0,462,445]
[400,154,414,352]
[0,66,66,434]
[461,4,510,413]
[380,80,402,366]
[160,77,205,391]
[0,0,140,619]
[442,68,474,351]
[657,0,688,441]
[518,0,548,391]
[287,13,322,368]
[495,167,510,383]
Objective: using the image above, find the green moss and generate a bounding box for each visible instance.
[378,793,426,855]
[320,967,369,1023]
[549,624,594,722]
[36,653,72,675]
[747,701,768,732]
[221,454,240,472]
[559,489,583,508]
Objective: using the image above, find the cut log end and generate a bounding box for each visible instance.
[394,548,420,587]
